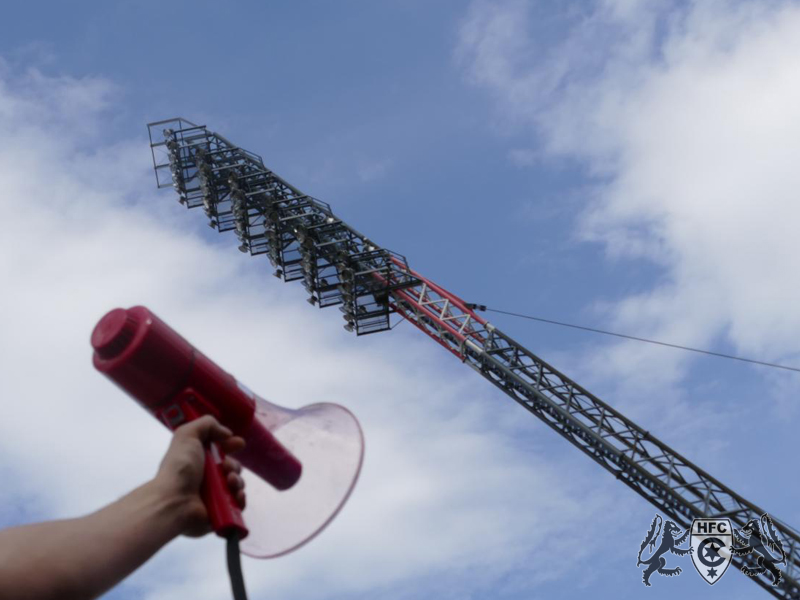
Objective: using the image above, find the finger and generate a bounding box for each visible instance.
[185,522,213,538]
[176,415,233,444]
[223,456,242,474]
[227,471,245,491]
[236,489,246,510]
[220,436,246,455]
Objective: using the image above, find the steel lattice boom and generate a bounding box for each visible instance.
[148,117,800,598]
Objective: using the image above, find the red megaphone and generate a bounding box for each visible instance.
[91,306,363,557]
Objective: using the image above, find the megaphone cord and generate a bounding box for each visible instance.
[226,532,249,600]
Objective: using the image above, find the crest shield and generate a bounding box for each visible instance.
[691,518,733,585]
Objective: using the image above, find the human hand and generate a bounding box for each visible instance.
[153,415,247,537]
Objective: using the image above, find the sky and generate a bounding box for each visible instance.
[1,0,800,598]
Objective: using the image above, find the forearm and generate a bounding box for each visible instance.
[0,479,184,600]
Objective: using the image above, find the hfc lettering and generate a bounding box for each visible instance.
[696,521,728,535]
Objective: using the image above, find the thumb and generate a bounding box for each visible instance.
[177,414,233,444]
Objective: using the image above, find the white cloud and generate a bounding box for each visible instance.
[457,0,800,403]
[0,65,610,599]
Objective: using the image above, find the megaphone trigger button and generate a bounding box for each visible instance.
[160,404,186,429]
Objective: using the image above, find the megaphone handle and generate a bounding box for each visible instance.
[176,395,248,540]
[201,442,249,539]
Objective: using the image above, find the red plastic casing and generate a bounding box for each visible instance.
[91,306,303,536]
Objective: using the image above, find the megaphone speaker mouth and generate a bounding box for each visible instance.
[237,396,364,558]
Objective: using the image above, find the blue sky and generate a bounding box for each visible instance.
[2,1,800,599]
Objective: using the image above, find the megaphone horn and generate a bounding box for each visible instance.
[91,306,364,558]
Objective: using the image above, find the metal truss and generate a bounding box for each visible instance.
[149,118,800,598]
[148,118,418,335]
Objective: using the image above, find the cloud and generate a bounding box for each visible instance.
[0,64,609,599]
[455,9,800,585]
[456,0,800,405]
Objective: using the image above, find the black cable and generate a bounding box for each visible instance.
[227,532,249,600]
[478,306,800,374]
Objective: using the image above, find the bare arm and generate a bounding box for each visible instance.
[0,416,246,600]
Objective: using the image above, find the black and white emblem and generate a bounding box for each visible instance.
[637,515,693,586]
[730,514,786,587]
[690,518,733,585]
